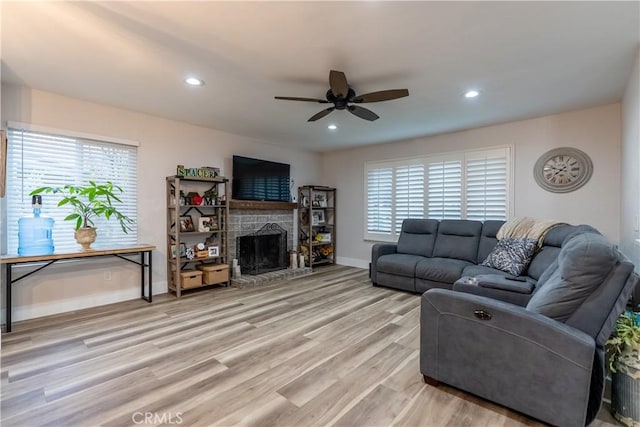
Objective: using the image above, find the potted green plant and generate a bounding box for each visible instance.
[30,181,133,250]
[606,310,640,427]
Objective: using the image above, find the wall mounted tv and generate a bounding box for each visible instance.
[232,155,291,202]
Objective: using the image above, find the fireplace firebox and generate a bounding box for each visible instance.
[237,223,287,275]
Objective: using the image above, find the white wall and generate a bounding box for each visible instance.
[321,103,622,267]
[1,84,321,321]
[620,48,640,267]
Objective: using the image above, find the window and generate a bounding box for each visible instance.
[5,124,138,253]
[366,167,393,234]
[394,164,425,232]
[365,146,511,241]
[427,158,462,220]
[465,149,509,221]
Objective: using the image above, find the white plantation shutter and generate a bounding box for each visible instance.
[367,167,393,235]
[465,149,509,221]
[427,160,462,220]
[365,146,512,241]
[394,164,424,233]
[5,126,138,253]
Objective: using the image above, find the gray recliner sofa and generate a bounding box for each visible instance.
[420,232,639,427]
[371,218,597,304]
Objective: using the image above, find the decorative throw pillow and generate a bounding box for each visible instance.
[481,237,538,276]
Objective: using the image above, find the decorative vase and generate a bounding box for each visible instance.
[612,346,640,427]
[74,227,97,250]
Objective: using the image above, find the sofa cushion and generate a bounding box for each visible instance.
[481,237,537,276]
[527,246,561,280]
[433,220,482,263]
[397,219,439,257]
[415,257,472,283]
[527,224,599,279]
[376,253,425,277]
[477,220,505,263]
[526,233,618,322]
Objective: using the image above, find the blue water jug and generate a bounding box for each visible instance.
[18,195,55,256]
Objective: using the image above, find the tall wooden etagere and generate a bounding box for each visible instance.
[298,185,336,270]
[166,175,230,297]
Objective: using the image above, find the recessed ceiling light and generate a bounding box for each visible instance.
[185,77,205,86]
[464,90,479,98]
[327,124,338,130]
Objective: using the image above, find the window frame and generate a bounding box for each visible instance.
[3,122,139,254]
[364,145,513,242]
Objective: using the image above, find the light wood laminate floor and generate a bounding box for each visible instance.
[1,266,620,427]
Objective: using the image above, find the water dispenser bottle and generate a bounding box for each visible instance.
[18,195,55,256]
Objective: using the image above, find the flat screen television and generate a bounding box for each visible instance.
[232,155,291,202]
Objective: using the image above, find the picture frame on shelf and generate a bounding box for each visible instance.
[171,243,187,258]
[209,215,219,230]
[179,215,195,232]
[312,210,325,226]
[208,246,219,257]
[198,216,218,232]
[313,193,327,208]
[318,232,332,243]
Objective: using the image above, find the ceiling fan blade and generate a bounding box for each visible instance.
[353,89,409,103]
[329,70,349,98]
[348,105,379,121]
[275,96,329,103]
[308,107,335,122]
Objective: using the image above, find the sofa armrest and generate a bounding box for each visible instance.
[420,289,595,427]
[371,243,397,283]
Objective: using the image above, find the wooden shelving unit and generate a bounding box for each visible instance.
[166,175,230,297]
[298,185,336,270]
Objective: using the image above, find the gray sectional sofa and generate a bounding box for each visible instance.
[421,230,638,427]
[371,218,639,426]
[371,218,597,305]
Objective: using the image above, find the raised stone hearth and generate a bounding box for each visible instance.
[231,267,312,288]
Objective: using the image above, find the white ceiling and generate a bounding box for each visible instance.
[2,1,639,152]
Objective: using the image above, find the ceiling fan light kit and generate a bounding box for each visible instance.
[275,70,409,122]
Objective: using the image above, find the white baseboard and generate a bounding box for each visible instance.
[336,256,369,269]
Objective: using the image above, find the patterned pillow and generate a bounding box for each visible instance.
[481,238,538,276]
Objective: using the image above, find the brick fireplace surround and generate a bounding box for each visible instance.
[227,203,313,287]
[228,209,294,264]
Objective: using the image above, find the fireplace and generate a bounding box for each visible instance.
[237,223,288,275]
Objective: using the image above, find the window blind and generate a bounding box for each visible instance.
[394,164,425,232]
[427,160,462,220]
[366,167,393,235]
[5,127,138,253]
[466,152,508,221]
[365,146,511,241]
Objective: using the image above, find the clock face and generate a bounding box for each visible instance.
[534,148,592,193]
[542,155,581,186]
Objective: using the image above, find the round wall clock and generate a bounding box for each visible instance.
[533,147,593,193]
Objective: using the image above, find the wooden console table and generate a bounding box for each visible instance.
[1,244,155,333]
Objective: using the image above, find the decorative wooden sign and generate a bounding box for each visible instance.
[177,165,220,180]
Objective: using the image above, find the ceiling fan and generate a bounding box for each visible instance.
[275,70,409,122]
